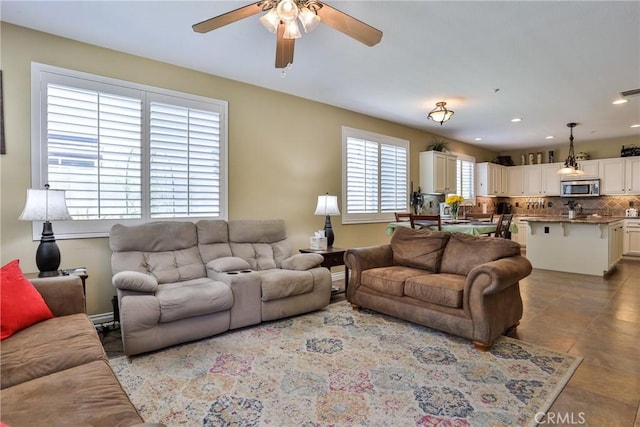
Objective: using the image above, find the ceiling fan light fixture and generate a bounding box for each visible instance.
[276,0,299,22]
[283,19,302,39]
[299,6,321,33]
[428,101,454,125]
[259,8,280,33]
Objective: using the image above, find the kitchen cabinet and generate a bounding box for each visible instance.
[579,159,599,178]
[522,163,563,196]
[623,219,640,256]
[608,220,624,270]
[599,157,640,195]
[599,158,626,194]
[624,157,640,194]
[476,162,507,196]
[507,166,525,196]
[420,151,457,194]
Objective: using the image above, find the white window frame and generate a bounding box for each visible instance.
[342,126,410,224]
[451,151,476,205]
[30,63,228,239]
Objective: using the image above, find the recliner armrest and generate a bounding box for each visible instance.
[281,253,323,271]
[112,271,158,293]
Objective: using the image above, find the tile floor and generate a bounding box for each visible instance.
[100,258,640,426]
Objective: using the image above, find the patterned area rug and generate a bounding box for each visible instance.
[110,301,581,426]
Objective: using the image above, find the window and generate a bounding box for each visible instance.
[452,152,476,203]
[342,127,409,223]
[31,63,228,239]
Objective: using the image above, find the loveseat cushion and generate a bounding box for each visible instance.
[440,233,522,276]
[390,227,450,272]
[1,360,144,427]
[260,270,314,301]
[404,273,466,308]
[361,266,430,297]
[156,278,233,323]
[1,314,105,389]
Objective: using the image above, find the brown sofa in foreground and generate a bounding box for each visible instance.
[344,227,532,349]
[0,275,152,427]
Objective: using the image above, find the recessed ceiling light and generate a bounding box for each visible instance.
[545,136,554,139]
[474,137,482,141]
[613,99,628,105]
[631,124,640,128]
[511,118,522,123]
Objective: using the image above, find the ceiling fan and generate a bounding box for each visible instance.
[193,0,383,69]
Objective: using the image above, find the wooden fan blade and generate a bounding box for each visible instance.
[315,2,382,46]
[275,23,295,68]
[193,2,263,33]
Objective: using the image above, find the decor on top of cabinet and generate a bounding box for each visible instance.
[548,150,554,163]
[575,152,590,161]
[493,155,514,166]
[536,152,543,164]
[426,137,449,152]
[621,145,640,157]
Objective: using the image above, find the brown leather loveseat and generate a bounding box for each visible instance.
[344,227,532,349]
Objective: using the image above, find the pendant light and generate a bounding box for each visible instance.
[557,122,585,176]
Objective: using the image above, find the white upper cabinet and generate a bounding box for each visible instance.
[599,158,626,194]
[624,157,640,194]
[521,163,563,196]
[579,159,600,178]
[419,151,457,194]
[476,162,507,196]
[507,166,525,196]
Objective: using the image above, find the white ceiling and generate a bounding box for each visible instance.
[2,1,639,152]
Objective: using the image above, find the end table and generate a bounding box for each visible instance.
[25,267,88,296]
[299,247,348,295]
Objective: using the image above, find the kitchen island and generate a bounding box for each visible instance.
[523,216,625,276]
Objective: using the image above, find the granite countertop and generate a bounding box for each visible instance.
[522,215,626,224]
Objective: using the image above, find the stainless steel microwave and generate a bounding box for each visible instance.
[560,179,600,197]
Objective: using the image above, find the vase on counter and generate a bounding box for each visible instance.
[451,206,458,220]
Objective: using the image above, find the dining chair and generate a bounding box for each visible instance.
[494,214,513,239]
[409,214,442,231]
[394,212,412,222]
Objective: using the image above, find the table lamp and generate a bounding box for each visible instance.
[314,193,340,247]
[18,184,72,277]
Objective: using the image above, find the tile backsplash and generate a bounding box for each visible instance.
[416,194,640,217]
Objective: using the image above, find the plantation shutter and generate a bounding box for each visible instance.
[343,127,409,223]
[46,83,142,220]
[380,143,408,212]
[345,137,379,213]
[456,156,476,201]
[149,102,222,218]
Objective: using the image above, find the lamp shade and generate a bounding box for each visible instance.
[19,188,71,221]
[314,194,340,216]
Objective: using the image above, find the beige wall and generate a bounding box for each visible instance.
[0,23,497,315]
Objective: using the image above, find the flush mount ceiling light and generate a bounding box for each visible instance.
[193,0,382,69]
[427,102,454,125]
[557,122,585,176]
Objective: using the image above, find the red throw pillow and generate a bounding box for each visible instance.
[1,259,54,340]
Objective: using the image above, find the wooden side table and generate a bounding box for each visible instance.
[299,247,348,295]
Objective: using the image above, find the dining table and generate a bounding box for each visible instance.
[386,220,518,236]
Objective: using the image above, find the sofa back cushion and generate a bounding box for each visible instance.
[440,233,522,275]
[390,227,450,272]
[227,220,291,270]
[110,222,205,283]
[196,220,233,263]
